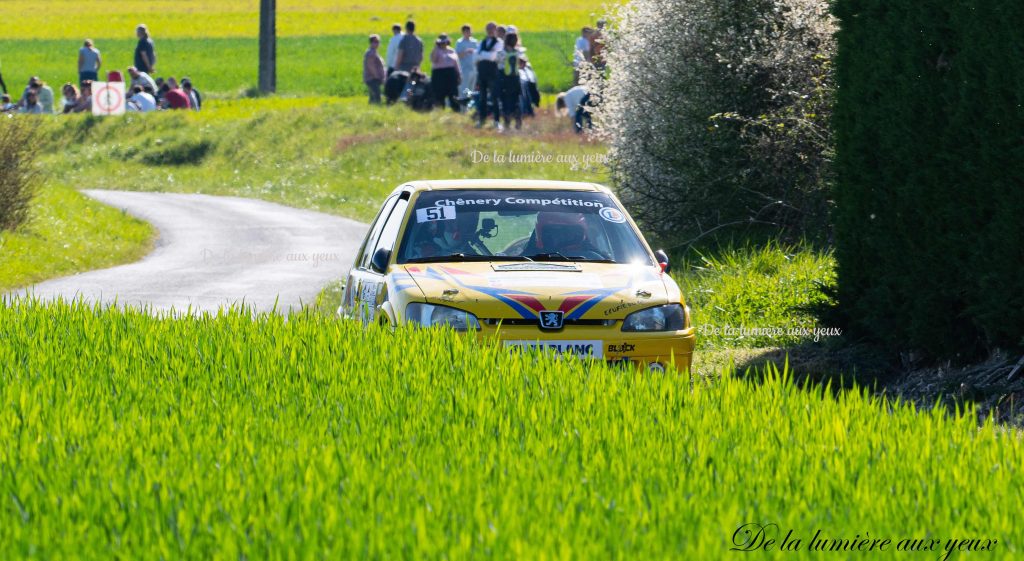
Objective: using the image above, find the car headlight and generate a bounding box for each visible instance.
[406,303,481,331]
[621,304,687,332]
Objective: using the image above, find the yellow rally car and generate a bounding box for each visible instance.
[340,180,695,372]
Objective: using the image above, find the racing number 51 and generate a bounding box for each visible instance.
[417,205,455,223]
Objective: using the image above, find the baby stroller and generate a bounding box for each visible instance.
[456,88,474,113]
[384,71,409,105]
[406,73,434,112]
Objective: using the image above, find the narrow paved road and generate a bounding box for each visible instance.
[15,190,367,314]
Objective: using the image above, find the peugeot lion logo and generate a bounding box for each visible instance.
[539,310,564,330]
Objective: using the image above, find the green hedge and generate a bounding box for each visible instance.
[832,1,1024,359]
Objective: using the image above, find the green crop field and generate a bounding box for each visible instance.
[0,300,1020,559]
[0,183,154,291]
[0,1,601,96]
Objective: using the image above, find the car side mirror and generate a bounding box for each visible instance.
[370,248,391,273]
[655,249,671,274]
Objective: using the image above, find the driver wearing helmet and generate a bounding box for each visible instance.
[530,212,600,258]
[414,212,486,257]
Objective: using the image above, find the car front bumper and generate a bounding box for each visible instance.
[478,323,696,372]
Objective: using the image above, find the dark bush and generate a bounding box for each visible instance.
[0,117,41,232]
[138,138,214,166]
[832,1,1024,359]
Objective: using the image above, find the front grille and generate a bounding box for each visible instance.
[482,318,617,327]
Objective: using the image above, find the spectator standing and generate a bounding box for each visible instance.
[181,78,201,110]
[134,24,156,73]
[474,22,502,129]
[455,24,478,98]
[363,34,386,105]
[0,69,7,95]
[127,67,157,94]
[79,39,102,83]
[499,30,524,130]
[590,20,606,71]
[394,20,423,73]
[127,85,157,112]
[573,27,592,85]
[385,24,403,76]
[518,57,540,117]
[19,89,43,114]
[430,34,461,112]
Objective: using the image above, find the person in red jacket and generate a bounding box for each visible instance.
[160,79,190,110]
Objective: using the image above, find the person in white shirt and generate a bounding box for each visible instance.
[573,27,592,85]
[518,57,539,117]
[455,24,478,98]
[127,85,157,112]
[78,39,102,83]
[556,85,592,133]
[127,66,157,92]
[385,24,403,76]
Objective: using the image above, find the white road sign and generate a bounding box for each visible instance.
[92,81,126,116]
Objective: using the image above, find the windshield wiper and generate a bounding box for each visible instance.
[527,252,572,261]
[405,254,533,264]
[527,253,617,263]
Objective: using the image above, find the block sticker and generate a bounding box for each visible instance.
[416,205,456,223]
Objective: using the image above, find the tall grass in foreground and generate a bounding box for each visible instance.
[1,300,1020,559]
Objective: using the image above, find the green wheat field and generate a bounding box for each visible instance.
[0,300,1021,558]
[0,0,602,95]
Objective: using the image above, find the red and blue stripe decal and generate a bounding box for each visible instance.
[398,266,629,320]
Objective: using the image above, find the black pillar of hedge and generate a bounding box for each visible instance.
[832,1,1024,359]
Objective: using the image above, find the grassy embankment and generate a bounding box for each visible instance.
[0,299,1019,559]
[0,183,153,291]
[36,97,607,221]
[0,0,597,96]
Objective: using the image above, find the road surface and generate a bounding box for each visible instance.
[14,190,367,314]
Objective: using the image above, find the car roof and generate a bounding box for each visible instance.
[389,179,610,197]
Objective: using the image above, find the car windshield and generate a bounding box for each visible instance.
[396,190,654,265]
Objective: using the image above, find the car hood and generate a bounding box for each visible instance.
[390,261,674,321]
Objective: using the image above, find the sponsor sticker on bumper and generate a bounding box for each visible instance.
[505,340,604,359]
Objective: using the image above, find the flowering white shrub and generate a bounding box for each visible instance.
[586,0,836,245]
